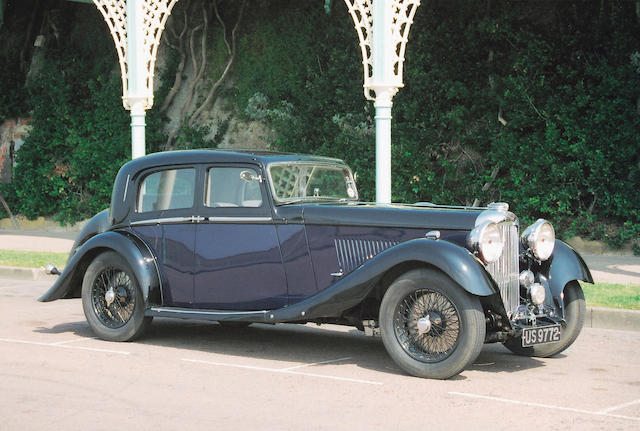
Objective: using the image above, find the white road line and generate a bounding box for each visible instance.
[450,392,640,422]
[49,337,98,345]
[0,337,130,355]
[182,358,382,385]
[598,399,640,414]
[279,357,351,371]
[58,345,130,355]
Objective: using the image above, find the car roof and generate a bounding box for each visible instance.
[120,149,347,177]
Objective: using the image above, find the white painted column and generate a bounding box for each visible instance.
[344,0,421,204]
[371,0,396,204]
[126,0,146,159]
[130,99,146,159]
[374,92,393,204]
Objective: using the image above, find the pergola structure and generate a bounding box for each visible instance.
[74,0,421,202]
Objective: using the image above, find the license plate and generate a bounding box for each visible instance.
[521,324,561,347]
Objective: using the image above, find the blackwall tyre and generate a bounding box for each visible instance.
[504,281,586,357]
[81,251,151,342]
[379,268,486,379]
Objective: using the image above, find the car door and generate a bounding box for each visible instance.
[130,165,200,307]
[192,164,288,310]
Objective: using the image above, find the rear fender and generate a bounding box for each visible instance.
[38,230,161,306]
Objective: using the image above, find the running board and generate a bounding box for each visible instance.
[146,307,270,322]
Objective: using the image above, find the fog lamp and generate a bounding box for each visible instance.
[519,270,535,288]
[529,283,546,306]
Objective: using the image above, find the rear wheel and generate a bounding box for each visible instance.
[504,281,585,357]
[379,268,485,379]
[81,251,151,342]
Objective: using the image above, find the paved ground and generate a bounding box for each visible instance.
[582,254,640,285]
[0,234,75,253]
[1,278,639,430]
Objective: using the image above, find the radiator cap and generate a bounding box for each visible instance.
[488,202,509,212]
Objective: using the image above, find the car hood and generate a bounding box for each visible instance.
[275,202,483,231]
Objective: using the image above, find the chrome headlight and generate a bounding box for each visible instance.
[522,219,555,261]
[468,222,504,264]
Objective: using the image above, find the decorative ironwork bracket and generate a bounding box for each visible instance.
[92,0,179,110]
[343,0,420,102]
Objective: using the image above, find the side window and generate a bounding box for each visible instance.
[138,168,196,212]
[206,167,263,208]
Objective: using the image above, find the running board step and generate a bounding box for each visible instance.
[146,307,269,322]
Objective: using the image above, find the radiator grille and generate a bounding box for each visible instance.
[485,223,520,316]
[334,239,399,273]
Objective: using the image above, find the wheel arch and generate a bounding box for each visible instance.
[371,239,499,300]
[38,230,161,306]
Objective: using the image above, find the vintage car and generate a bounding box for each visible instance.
[40,150,592,379]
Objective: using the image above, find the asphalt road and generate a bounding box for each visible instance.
[1,278,639,431]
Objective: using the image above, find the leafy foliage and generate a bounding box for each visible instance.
[232,0,640,246]
[1,4,165,223]
[2,0,639,250]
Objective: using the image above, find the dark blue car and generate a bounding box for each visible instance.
[40,150,593,379]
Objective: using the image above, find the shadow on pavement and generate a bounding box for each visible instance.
[469,343,546,374]
[33,316,547,378]
[34,320,92,337]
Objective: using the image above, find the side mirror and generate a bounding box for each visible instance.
[240,170,258,182]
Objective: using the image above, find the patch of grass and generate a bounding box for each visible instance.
[580,281,640,310]
[0,250,68,269]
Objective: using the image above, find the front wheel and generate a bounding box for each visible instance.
[81,251,151,342]
[379,268,486,379]
[503,281,585,357]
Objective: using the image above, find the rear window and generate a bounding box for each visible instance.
[138,168,196,212]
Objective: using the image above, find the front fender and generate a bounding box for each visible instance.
[271,238,498,322]
[38,230,161,306]
[548,240,593,297]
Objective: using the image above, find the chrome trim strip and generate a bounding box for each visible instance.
[149,307,267,316]
[123,174,130,202]
[208,216,273,223]
[131,217,193,226]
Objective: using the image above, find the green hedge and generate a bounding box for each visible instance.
[233,0,640,246]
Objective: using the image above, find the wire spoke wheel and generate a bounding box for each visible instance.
[380,269,485,379]
[90,267,136,329]
[82,251,151,341]
[394,288,461,363]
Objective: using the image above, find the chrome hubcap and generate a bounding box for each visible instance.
[393,289,461,363]
[105,287,116,307]
[417,316,431,334]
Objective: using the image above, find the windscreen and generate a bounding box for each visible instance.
[268,162,358,204]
